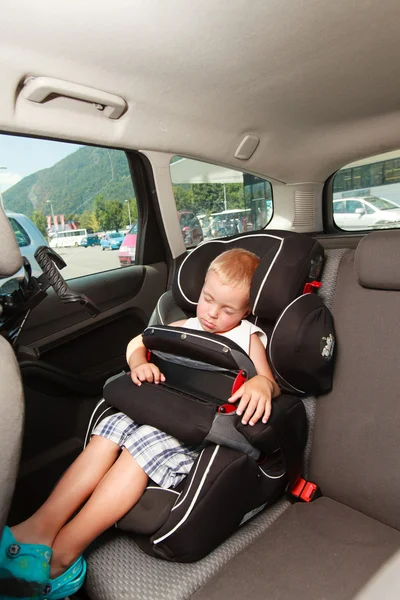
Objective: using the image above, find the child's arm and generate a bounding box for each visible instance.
[227,333,280,426]
[126,320,187,385]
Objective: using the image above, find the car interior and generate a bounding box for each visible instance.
[1,1,400,599]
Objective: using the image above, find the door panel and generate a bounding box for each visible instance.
[10,262,168,523]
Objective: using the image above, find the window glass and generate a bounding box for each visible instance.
[170,157,273,244]
[0,135,138,278]
[8,217,31,247]
[332,150,400,231]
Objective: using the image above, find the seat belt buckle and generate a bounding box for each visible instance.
[290,477,321,502]
[303,281,322,295]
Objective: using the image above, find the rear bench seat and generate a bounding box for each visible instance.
[85,231,400,600]
[191,230,400,600]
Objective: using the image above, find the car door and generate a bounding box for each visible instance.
[1,135,170,524]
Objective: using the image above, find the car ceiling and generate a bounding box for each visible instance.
[1,0,400,184]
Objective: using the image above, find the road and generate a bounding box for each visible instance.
[57,246,125,279]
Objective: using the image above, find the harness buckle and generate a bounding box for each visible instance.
[231,369,247,395]
[290,477,321,502]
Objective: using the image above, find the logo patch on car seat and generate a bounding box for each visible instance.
[321,333,335,360]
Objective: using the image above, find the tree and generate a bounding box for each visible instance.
[80,210,100,233]
[94,195,124,231]
[173,185,194,211]
[30,210,48,237]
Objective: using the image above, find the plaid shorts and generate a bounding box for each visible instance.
[92,412,201,489]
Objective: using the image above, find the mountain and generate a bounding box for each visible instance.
[3,146,136,217]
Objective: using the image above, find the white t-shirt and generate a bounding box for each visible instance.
[184,317,267,355]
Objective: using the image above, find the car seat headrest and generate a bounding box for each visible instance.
[355,230,400,290]
[0,208,23,278]
[173,232,324,321]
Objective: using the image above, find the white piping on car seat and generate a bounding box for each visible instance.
[176,234,284,308]
[252,236,284,313]
[268,295,306,394]
[84,398,108,448]
[153,445,220,544]
[172,448,205,510]
[156,296,165,325]
[258,465,286,480]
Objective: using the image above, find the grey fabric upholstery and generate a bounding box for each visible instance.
[191,498,400,600]
[310,249,400,529]
[0,206,23,277]
[0,336,24,531]
[355,229,400,290]
[353,550,400,600]
[85,499,290,600]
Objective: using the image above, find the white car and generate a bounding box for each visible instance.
[333,196,400,230]
[6,212,49,278]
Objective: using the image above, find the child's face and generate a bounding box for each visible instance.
[196,271,250,334]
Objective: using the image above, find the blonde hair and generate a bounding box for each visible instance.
[207,248,260,290]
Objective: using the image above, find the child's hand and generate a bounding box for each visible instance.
[228,375,274,426]
[130,363,166,386]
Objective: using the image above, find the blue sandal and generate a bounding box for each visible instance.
[43,555,87,599]
[0,525,52,599]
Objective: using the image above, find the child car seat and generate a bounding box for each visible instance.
[87,231,335,562]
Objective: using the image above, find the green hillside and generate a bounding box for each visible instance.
[3,146,135,217]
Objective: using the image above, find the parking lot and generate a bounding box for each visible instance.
[57,246,127,280]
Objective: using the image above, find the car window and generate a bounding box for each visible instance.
[8,217,30,247]
[333,201,346,214]
[0,134,138,279]
[170,157,273,243]
[333,150,400,231]
[346,200,363,213]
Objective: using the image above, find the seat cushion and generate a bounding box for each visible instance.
[190,497,400,600]
[84,499,290,600]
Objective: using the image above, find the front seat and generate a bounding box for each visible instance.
[0,206,25,532]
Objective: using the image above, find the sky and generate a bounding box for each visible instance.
[0,134,81,192]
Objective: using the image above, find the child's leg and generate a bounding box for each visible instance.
[11,435,121,548]
[50,448,148,577]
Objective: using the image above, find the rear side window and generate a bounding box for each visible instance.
[333,151,400,231]
[170,157,273,244]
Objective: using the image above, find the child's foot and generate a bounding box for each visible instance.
[46,555,87,600]
[11,521,54,548]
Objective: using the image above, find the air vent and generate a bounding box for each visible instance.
[293,190,315,228]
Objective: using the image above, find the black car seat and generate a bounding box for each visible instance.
[86,231,335,563]
[0,207,25,533]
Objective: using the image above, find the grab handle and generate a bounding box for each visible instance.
[21,76,127,119]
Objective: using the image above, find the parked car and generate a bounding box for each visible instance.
[80,233,101,247]
[333,196,400,230]
[5,211,48,278]
[118,222,137,266]
[118,212,203,267]
[100,231,125,250]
